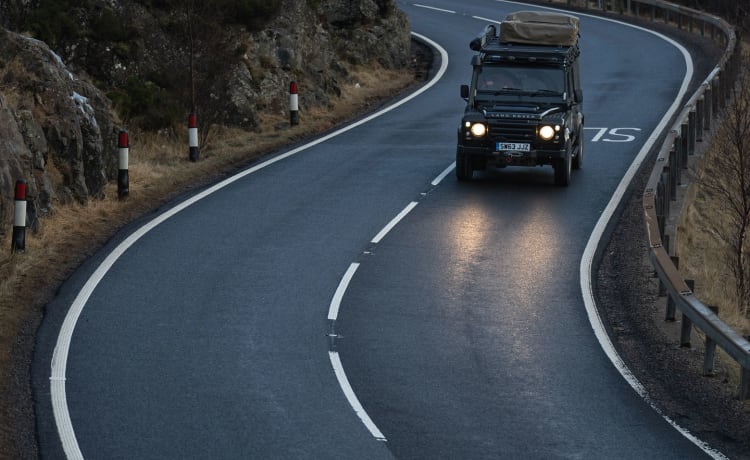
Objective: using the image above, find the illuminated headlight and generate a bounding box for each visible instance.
[469,122,487,137]
[539,125,557,141]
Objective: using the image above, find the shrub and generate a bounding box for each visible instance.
[109,77,182,130]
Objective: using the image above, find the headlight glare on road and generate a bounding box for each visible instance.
[470,122,487,137]
[539,125,556,141]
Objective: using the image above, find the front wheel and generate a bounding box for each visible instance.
[572,136,583,170]
[456,148,474,181]
[554,144,572,187]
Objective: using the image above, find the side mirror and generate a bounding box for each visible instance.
[460,84,469,100]
[574,89,583,103]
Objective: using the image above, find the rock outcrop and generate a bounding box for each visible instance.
[0,29,119,235]
[0,0,411,239]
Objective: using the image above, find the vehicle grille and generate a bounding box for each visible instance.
[488,119,536,143]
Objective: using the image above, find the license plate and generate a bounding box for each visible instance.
[497,142,531,152]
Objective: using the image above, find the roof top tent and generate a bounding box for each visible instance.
[500,11,579,46]
[470,11,580,51]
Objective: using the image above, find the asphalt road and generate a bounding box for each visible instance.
[33,1,723,458]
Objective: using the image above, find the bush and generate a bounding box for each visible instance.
[227,0,282,31]
[91,7,136,43]
[25,0,87,47]
[109,77,182,130]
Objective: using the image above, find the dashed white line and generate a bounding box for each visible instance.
[414,4,456,14]
[329,351,387,442]
[371,201,419,244]
[432,162,456,186]
[328,263,360,321]
[472,15,501,24]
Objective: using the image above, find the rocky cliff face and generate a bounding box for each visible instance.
[0,0,411,239]
[0,29,119,235]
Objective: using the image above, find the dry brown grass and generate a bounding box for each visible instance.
[678,174,750,389]
[0,64,418,454]
[676,51,750,389]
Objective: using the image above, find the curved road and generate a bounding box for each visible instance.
[33,1,722,458]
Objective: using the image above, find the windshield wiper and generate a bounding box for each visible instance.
[475,87,526,96]
[529,89,562,96]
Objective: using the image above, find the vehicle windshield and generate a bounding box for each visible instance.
[476,65,564,95]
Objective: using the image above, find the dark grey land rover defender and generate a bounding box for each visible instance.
[457,11,584,185]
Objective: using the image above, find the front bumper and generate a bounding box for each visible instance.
[459,144,566,167]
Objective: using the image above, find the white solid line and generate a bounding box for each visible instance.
[371,202,419,244]
[329,351,387,442]
[414,4,456,14]
[50,31,450,460]
[328,263,360,321]
[432,162,456,186]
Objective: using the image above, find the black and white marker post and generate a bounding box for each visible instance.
[188,113,199,162]
[290,81,299,126]
[118,130,129,199]
[11,179,26,253]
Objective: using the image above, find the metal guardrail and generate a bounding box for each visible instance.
[561,0,749,398]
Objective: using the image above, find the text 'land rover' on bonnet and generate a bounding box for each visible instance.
[457,11,584,185]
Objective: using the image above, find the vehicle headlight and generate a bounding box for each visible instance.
[469,122,487,137]
[539,125,556,141]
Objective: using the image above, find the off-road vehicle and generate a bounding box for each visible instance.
[457,11,584,185]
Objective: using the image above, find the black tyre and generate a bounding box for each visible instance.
[554,144,572,186]
[572,130,583,170]
[456,148,474,181]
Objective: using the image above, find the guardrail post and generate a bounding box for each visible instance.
[696,97,704,142]
[665,255,678,321]
[713,75,723,112]
[741,340,750,400]
[669,148,678,199]
[703,305,719,375]
[672,270,695,348]
[659,169,670,235]
[704,83,713,129]
[680,313,693,348]
[688,110,696,155]
[679,123,688,174]
[655,178,664,236]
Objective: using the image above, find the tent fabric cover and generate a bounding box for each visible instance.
[499,11,580,46]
